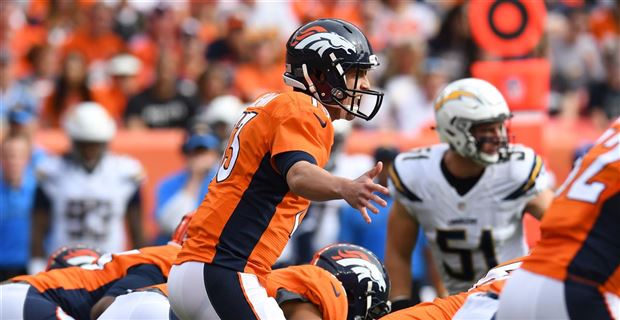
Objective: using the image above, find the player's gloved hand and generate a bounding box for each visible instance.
[27,257,47,275]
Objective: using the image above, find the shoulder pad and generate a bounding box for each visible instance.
[110,154,146,183]
[388,151,427,202]
[503,145,546,200]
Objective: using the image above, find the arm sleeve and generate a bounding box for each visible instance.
[273,151,317,177]
[271,109,331,169]
[104,264,166,297]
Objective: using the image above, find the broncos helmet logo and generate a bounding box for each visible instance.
[333,252,387,292]
[294,31,357,58]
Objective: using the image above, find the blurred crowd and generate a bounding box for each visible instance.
[1,0,618,134]
[0,0,618,299]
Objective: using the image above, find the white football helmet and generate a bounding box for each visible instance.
[433,78,511,165]
[63,102,116,142]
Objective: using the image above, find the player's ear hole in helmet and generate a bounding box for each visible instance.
[311,243,391,320]
[283,18,383,121]
[433,78,513,166]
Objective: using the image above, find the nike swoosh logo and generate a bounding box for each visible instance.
[331,282,341,297]
[313,113,327,128]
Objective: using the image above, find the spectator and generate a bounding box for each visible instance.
[178,17,208,89]
[0,133,37,280]
[194,95,244,148]
[154,132,221,244]
[59,2,125,67]
[233,29,289,102]
[187,1,220,44]
[382,56,448,133]
[99,53,142,123]
[548,8,605,118]
[291,0,363,29]
[20,44,57,105]
[7,106,47,167]
[124,50,199,129]
[588,43,620,129]
[205,14,245,66]
[428,3,478,80]
[129,4,180,88]
[111,1,144,42]
[0,51,38,120]
[368,0,438,51]
[221,0,299,41]
[40,52,106,127]
[196,63,234,108]
[40,0,81,47]
[2,3,48,79]
[31,103,145,274]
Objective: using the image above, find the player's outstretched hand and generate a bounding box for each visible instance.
[342,161,390,223]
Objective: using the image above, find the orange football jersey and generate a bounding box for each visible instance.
[266,265,348,320]
[176,91,334,281]
[13,245,179,293]
[11,245,180,319]
[522,119,620,295]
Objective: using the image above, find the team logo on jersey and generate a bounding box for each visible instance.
[292,29,357,57]
[332,250,387,292]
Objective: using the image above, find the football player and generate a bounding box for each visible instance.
[0,212,192,320]
[30,102,145,274]
[497,118,620,319]
[385,78,554,308]
[99,243,390,320]
[169,18,388,320]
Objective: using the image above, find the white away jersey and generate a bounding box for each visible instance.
[388,143,550,294]
[37,153,144,254]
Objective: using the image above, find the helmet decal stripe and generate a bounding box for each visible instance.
[294,32,357,57]
[434,90,479,111]
[290,26,328,46]
[332,249,370,261]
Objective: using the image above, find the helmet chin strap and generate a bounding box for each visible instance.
[302,64,324,103]
[364,281,372,319]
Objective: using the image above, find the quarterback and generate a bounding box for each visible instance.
[168,18,388,320]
